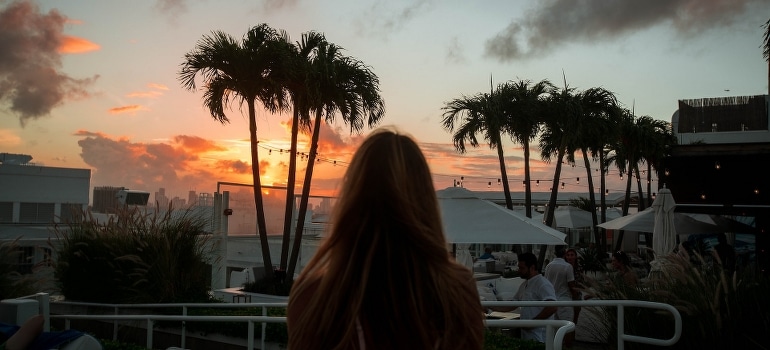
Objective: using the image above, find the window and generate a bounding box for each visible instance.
[0,202,12,223]
[19,202,55,223]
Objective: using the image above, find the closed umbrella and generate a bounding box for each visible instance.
[652,188,677,258]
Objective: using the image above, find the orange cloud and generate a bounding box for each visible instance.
[58,35,100,54]
[173,135,226,153]
[72,130,109,138]
[126,91,163,98]
[108,105,144,114]
[148,83,168,90]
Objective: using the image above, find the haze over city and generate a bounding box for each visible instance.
[1,0,768,200]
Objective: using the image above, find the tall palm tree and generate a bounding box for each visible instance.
[539,81,581,229]
[277,32,325,272]
[573,88,618,244]
[179,24,290,282]
[442,85,515,209]
[497,79,553,218]
[286,40,385,278]
[763,18,770,94]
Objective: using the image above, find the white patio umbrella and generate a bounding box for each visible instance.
[652,188,677,258]
[552,206,594,229]
[436,187,567,245]
[597,207,722,235]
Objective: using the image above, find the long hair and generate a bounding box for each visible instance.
[287,127,483,349]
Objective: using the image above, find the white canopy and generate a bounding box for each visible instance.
[436,187,567,245]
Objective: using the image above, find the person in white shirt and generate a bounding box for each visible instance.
[514,252,557,343]
[544,246,579,348]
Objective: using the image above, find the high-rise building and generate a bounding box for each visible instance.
[188,190,197,206]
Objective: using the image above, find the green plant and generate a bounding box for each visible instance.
[0,239,37,299]
[586,251,770,349]
[52,205,217,303]
[577,246,607,273]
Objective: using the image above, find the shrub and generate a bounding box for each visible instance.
[585,250,769,349]
[0,239,37,299]
[52,206,217,303]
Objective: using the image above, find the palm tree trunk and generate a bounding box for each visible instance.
[496,139,514,210]
[541,146,566,267]
[287,111,322,279]
[599,149,607,250]
[616,162,635,251]
[646,162,653,207]
[279,109,301,271]
[248,99,274,282]
[635,167,645,211]
[582,149,600,245]
[523,140,533,218]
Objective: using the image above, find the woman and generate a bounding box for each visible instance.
[287,128,484,349]
[564,248,583,347]
[611,250,639,287]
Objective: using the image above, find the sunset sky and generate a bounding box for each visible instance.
[1,0,768,200]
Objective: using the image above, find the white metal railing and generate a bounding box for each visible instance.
[45,297,681,350]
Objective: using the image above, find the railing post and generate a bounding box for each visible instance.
[248,320,255,350]
[181,306,187,349]
[34,292,50,332]
[147,319,153,349]
[113,306,118,341]
[617,305,625,350]
[261,306,267,350]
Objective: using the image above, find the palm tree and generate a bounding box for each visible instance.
[442,84,515,209]
[179,24,290,283]
[497,79,553,218]
[572,88,618,245]
[763,18,770,94]
[277,32,325,272]
[286,40,385,278]
[539,81,581,229]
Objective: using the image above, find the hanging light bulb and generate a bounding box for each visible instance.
[536,180,540,186]
[561,182,565,189]
[488,181,491,188]
[268,149,272,155]
[605,189,609,195]
[652,192,656,199]
[497,178,501,185]
[664,168,670,176]
[522,180,526,187]
[715,161,721,170]
[576,177,580,184]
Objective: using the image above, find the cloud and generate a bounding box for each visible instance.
[445,37,467,64]
[126,82,168,98]
[262,0,299,13]
[108,105,145,114]
[173,135,226,153]
[215,159,251,174]
[154,0,188,17]
[484,0,765,61]
[58,35,100,54]
[77,132,240,197]
[356,0,435,38]
[0,0,98,126]
[147,83,168,90]
[0,129,22,146]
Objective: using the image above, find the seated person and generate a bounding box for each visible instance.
[477,247,496,260]
[0,314,97,350]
